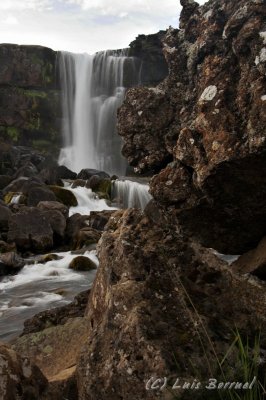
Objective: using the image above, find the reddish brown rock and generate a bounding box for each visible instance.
[118,0,266,253]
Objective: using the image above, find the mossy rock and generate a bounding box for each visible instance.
[93,179,112,200]
[49,186,78,207]
[69,256,97,271]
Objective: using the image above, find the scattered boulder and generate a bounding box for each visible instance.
[27,186,57,207]
[89,210,115,231]
[0,251,25,273]
[49,186,78,207]
[0,342,47,400]
[77,168,110,180]
[13,162,39,179]
[69,256,97,271]
[55,165,77,180]
[71,179,86,189]
[7,207,54,252]
[88,176,112,200]
[0,204,11,231]
[66,214,91,244]
[37,200,69,218]
[73,228,101,249]
[43,210,67,242]
[0,240,16,253]
[0,175,12,190]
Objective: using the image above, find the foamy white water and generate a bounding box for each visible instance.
[64,182,118,216]
[0,251,98,341]
[112,179,152,210]
[58,51,137,176]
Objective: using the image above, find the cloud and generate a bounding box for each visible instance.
[2,15,18,25]
[0,0,208,53]
[0,0,52,11]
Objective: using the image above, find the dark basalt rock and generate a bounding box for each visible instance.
[77,168,110,180]
[127,31,169,86]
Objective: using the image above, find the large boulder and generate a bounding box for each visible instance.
[27,186,57,207]
[77,209,266,400]
[0,342,47,400]
[118,0,266,254]
[13,318,91,381]
[49,186,78,207]
[0,204,11,231]
[7,207,54,252]
[37,201,69,218]
[69,256,97,271]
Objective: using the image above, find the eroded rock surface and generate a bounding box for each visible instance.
[118,0,266,253]
[77,209,266,399]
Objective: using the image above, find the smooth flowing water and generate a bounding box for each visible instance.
[112,179,152,210]
[58,51,138,176]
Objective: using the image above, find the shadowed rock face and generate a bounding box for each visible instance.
[77,209,266,400]
[0,44,61,155]
[118,0,266,253]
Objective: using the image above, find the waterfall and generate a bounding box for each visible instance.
[58,50,138,176]
[112,179,152,210]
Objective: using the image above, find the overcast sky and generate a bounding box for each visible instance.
[0,0,207,54]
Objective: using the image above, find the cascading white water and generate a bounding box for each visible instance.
[112,179,152,210]
[58,50,137,176]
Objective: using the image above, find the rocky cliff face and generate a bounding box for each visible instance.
[0,44,61,155]
[118,0,266,254]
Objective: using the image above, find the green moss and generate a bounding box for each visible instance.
[42,63,54,84]
[6,127,19,142]
[92,179,112,200]
[49,186,78,207]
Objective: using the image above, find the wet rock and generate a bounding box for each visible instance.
[0,175,12,190]
[69,256,97,271]
[0,251,25,272]
[89,210,115,231]
[43,210,66,243]
[73,228,101,249]
[55,165,77,180]
[37,200,69,218]
[77,168,110,180]
[49,186,78,207]
[71,179,86,189]
[0,204,11,231]
[0,240,16,253]
[66,214,91,244]
[27,186,57,207]
[22,290,90,335]
[7,207,54,252]
[13,162,39,179]
[0,341,47,400]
